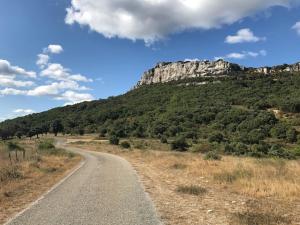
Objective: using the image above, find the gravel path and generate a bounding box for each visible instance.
[6,141,161,225]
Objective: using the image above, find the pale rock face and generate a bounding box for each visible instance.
[136,60,243,86]
[135,60,300,88]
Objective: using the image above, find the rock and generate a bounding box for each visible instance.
[135,59,300,88]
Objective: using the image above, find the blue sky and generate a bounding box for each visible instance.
[0,0,300,121]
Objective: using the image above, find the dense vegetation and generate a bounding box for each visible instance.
[1,73,300,158]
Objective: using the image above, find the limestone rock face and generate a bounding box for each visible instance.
[135,59,300,88]
[136,60,243,86]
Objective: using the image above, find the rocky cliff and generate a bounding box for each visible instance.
[135,59,300,87]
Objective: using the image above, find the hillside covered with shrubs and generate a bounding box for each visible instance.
[1,73,300,158]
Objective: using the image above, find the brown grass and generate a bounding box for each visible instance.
[0,139,81,224]
[69,137,300,225]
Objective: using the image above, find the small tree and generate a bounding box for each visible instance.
[52,120,64,136]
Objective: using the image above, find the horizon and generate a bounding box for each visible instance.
[1,0,300,121]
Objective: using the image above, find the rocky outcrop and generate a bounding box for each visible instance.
[135,59,300,87]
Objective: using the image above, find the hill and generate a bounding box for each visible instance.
[1,72,300,158]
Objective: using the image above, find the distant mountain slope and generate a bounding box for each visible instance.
[1,73,300,158]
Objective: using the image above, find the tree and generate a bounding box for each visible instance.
[15,131,22,139]
[52,120,64,136]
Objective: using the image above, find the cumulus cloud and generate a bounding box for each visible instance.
[40,63,92,82]
[0,75,34,87]
[215,50,267,60]
[27,80,89,97]
[225,28,266,44]
[0,59,36,78]
[55,90,94,105]
[65,0,298,44]
[0,45,94,106]
[0,88,27,96]
[44,44,64,54]
[292,21,300,35]
[36,54,50,69]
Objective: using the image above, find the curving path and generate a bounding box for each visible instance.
[6,140,161,225]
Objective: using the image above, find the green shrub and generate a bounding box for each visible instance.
[160,136,168,144]
[204,151,222,160]
[109,136,119,145]
[286,128,297,143]
[208,133,224,143]
[120,141,131,149]
[224,142,248,156]
[171,137,189,151]
[38,140,55,150]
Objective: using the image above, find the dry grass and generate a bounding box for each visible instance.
[0,138,81,224]
[69,138,300,225]
[176,185,207,196]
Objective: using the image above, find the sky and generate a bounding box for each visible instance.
[0,0,300,121]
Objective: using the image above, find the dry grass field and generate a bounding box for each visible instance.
[0,138,81,224]
[69,137,300,225]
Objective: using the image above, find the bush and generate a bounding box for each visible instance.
[176,185,207,196]
[120,141,131,149]
[224,142,248,156]
[160,136,168,144]
[171,137,189,151]
[0,166,23,182]
[109,136,119,145]
[190,143,213,153]
[208,133,224,143]
[286,128,297,143]
[38,140,55,150]
[204,151,222,160]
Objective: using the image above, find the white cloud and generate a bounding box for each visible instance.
[44,44,64,54]
[184,58,200,62]
[55,90,94,105]
[0,45,94,106]
[215,50,267,60]
[65,0,298,44]
[225,28,266,44]
[40,63,92,82]
[13,109,35,115]
[27,80,89,97]
[0,88,27,96]
[0,59,36,78]
[36,54,50,69]
[292,21,300,35]
[0,75,34,87]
